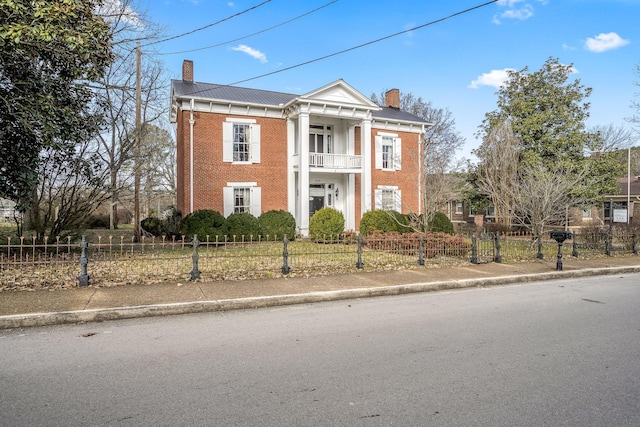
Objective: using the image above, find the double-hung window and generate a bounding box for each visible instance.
[233,124,250,162]
[375,133,401,171]
[223,118,261,163]
[223,182,261,217]
[375,186,401,211]
[233,187,251,213]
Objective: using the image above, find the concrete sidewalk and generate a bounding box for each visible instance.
[2,256,640,329]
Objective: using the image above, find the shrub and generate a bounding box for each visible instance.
[360,210,410,236]
[259,210,296,240]
[309,207,344,239]
[85,214,110,229]
[224,212,260,241]
[180,209,226,242]
[429,212,454,235]
[364,232,469,258]
[141,216,165,236]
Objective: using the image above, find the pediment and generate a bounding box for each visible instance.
[298,79,378,108]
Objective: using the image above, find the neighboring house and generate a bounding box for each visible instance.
[601,176,640,226]
[170,60,430,236]
[0,198,17,222]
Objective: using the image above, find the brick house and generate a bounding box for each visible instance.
[170,60,430,237]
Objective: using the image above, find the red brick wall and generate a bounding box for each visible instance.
[177,111,288,216]
[369,130,421,214]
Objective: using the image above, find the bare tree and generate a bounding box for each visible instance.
[26,143,111,241]
[93,0,167,229]
[512,162,591,238]
[140,124,177,218]
[474,121,520,228]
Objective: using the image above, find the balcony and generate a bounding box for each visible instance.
[308,153,362,170]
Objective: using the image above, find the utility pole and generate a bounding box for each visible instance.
[134,42,142,241]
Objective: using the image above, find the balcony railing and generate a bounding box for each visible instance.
[309,153,362,169]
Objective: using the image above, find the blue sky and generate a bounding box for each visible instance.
[143,0,640,160]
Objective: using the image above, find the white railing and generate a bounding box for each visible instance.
[309,153,362,169]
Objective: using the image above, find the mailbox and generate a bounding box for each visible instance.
[550,230,572,271]
[550,230,572,243]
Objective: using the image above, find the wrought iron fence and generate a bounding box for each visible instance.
[0,230,637,291]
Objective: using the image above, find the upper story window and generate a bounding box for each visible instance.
[233,124,251,162]
[455,201,464,214]
[309,124,332,154]
[223,118,261,164]
[382,137,393,169]
[375,133,401,171]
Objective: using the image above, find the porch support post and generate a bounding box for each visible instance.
[361,116,372,216]
[298,109,310,236]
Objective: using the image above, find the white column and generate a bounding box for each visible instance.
[361,117,372,216]
[298,109,310,236]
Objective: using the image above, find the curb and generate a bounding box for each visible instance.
[2,266,639,330]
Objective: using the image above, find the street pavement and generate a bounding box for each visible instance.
[1,255,639,329]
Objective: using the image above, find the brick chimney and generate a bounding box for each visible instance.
[182,59,194,82]
[385,88,400,109]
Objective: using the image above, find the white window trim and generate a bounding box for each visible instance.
[223,118,260,164]
[374,185,401,212]
[374,132,402,171]
[223,182,261,217]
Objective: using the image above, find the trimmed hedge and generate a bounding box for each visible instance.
[225,212,260,241]
[180,209,226,242]
[429,212,455,235]
[360,210,410,236]
[364,232,469,258]
[309,207,344,239]
[259,210,296,240]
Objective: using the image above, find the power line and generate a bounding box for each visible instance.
[159,0,339,56]
[143,0,272,48]
[180,0,499,96]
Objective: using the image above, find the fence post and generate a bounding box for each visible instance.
[78,235,89,287]
[632,233,638,255]
[190,234,201,281]
[572,231,579,257]
[493,233,502,263]
[282,235,291,274]
[356,234,364,269]
[417,235,425,266]
[605,230,611,256]
[470,235,478,264]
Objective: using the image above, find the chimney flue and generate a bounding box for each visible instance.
[182,60,194,82]
[385,88,400,109]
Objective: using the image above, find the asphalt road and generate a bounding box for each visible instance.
[2,274,640,426]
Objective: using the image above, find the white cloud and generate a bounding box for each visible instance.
[584,32,630,53]
[231,45,268,63]
[468,68,514,89]
[493,0,546,24]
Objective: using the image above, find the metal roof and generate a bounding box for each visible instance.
[172,80,429,124]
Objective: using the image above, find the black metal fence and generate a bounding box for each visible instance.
[0,230,637,291]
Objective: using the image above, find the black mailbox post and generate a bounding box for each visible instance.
[550,230,572,271]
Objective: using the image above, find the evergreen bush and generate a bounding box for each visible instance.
[224,212,260,241]
[309,207,344,239]
[259,210,296,240]
[429,212,455,235]
[179,209,226,242]
[360,210,410,236]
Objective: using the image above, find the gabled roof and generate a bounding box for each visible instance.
[171,79,429,124]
